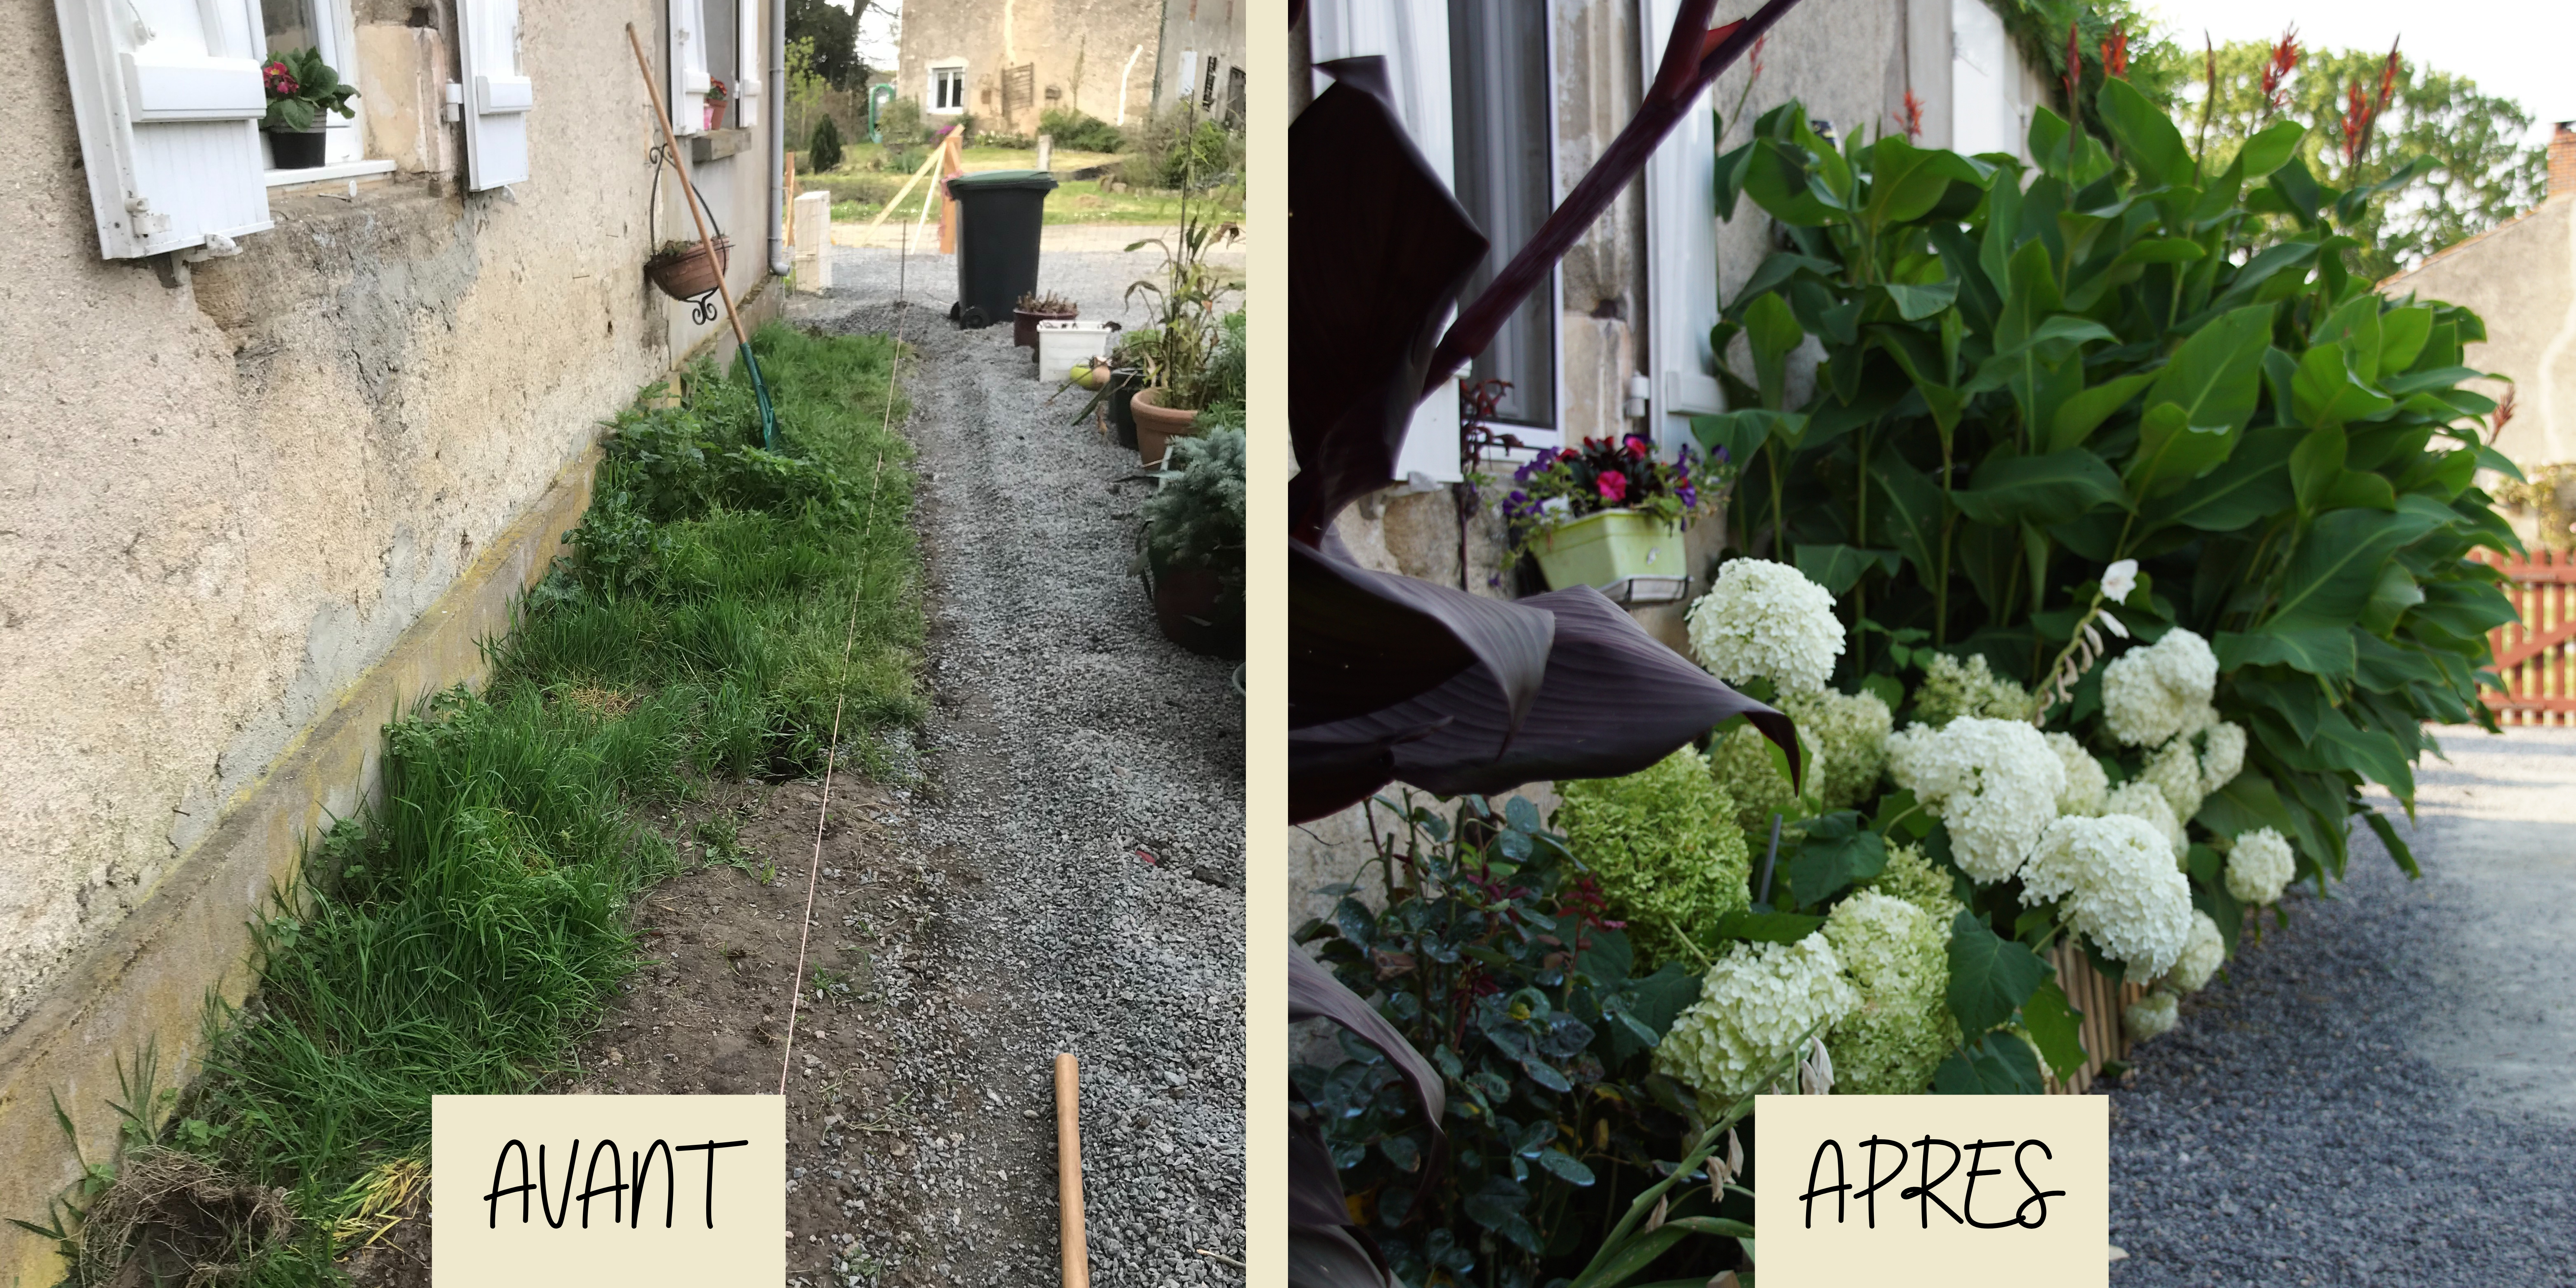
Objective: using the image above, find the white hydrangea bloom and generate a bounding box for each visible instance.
[1884,718,2067,884]
[2141,736,2206,825]
[2226,827,2296,905]
[1782,686,1894,809]
[2103,780,2185,861]
[2019,814,2194,978]
[1655,933,1861,1103]
[2100,629,2219,746]
[2199,720,2247,795]
[2165,910,2226,992]
[1686,559,1846,696]
[2124,989,2179,1042]
[2046,732,2108,817]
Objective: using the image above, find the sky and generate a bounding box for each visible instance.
[2141,0,2576,148]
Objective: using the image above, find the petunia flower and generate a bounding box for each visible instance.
[1597,471,1629,503]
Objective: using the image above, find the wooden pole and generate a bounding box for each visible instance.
[868,145,949,230]
[625,24,755,354]
[1055,1054,1088,1288]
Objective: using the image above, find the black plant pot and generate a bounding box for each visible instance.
[1106,368,1143,450]
[267,128,326,170]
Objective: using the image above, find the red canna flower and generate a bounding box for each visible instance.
[2063,19,2083,107]
[2100,25,2129,79]
[2261,25,2300,115]
[1892,88,1925,139]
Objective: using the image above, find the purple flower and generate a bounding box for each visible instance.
[1678,483,1698,508]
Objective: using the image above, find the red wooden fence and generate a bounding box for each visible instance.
[2470,548,2576,725]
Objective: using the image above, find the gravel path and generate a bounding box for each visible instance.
[761,245,1245,1285]
[2106,726,2576,1286]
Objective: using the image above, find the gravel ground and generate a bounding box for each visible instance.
[2106,726,2576,1286]
[784,244,1245,1285]
[552,242,1242,1287]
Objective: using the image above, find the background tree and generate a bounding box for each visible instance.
[786,0,874,90]
[2168,37,2546,281]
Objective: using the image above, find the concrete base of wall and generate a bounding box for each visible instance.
[0,438,602,1287]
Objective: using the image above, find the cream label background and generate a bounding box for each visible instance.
[431,1094,785,1285]
[1754,1094,2108,1286]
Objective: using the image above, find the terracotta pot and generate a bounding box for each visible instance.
[1013,306,1076,349]
[1130,386,1201,469]
[704,102,727,130]
[645,236,730,300]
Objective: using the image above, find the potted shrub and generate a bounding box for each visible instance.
[1012,290,1077,350]
[1501,435,1706,596]
[261,48,358,170]
[1123,209,1240,467]
[1134,426,1244,656]
[645,236,730,300]
[704,78,730,130]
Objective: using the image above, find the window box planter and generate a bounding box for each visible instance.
[1528,508,1685,595]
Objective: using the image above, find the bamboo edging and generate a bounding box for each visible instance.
[1056,1054,1088,1287]
[2041,941,2146,1095]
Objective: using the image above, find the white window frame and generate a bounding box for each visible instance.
[733,0,763,127]
[456,0,531,189]
[1640,0,1728,455]
[1949,0,2027,161]
[1307,0,1473,485]
[929,60,966,114]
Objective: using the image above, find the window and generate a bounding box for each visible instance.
[259,0,390,179]
[1448,0,1556,432]
[931,63,966,113]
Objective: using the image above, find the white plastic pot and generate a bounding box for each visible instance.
[1036,319,1121,381]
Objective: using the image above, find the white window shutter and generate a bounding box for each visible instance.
[734,0,763,127]
[1308,0,1462,484]
[54,0,271,260]
[670,0,711,135]
[455,0,531,190]
[1640,0,1727,450]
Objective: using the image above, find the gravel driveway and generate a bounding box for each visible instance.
[2106,725,2576,1285]
[736,239,1243,1285]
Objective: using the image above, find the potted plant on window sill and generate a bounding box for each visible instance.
[1013,290,1077,349]
[1501,435,1707,598]
[262,48,358,170]
[704,79,730,131]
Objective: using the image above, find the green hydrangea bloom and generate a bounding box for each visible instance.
[1866,841,1964,924]
[1911,652,2032,727]
[1706,688,1892,840]
[1784,687,1891,810]
[1557,747,1752,967]
[1822,890,1959,1095]
[1707,722,1800,840]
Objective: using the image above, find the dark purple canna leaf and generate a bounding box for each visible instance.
[1288,1223,1396,1288]
[1289,540,1553,732]
[1289,950,1442,1288]
[1290,949,1446,1134]
[1291,579,1797,821]
[1289,60,1490,544]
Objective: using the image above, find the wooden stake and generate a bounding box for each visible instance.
[868,145,949,230]
[1055,1054,1088,1288]
[624,24,755,355]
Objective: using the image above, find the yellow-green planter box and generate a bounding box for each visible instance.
[1530,509,1684,591]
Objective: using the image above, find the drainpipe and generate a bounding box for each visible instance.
[767,0,789,275]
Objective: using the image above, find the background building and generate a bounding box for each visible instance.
[894,0,1165,135]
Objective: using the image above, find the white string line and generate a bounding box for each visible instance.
[780,201,915,1096]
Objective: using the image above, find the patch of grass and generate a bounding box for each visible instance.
[89,323,922,1283]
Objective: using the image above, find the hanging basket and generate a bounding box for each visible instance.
[645,236,729,300]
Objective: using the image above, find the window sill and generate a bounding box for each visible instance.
[265,158,398,189]
[691,128,752,163]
